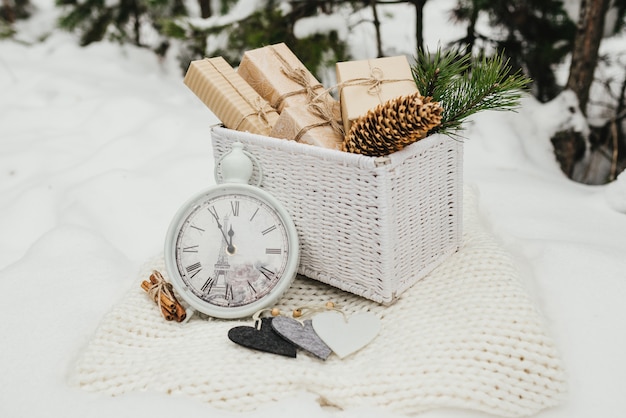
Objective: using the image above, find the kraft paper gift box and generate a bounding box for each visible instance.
[336,55,418,134]
[270,103,344,150]
[237,43,327,113]
[184,57,279,136]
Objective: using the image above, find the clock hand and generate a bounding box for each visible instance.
[227,225,235,253]
[208,210,235,253]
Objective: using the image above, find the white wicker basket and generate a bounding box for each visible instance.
[211,126,463,304]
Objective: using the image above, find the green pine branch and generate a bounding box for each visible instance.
[412,47,532,137]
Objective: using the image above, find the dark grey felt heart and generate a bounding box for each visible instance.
[271,316,332,360]
[228,317,297,358]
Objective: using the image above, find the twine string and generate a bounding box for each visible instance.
[270,45,324,110]
[312,61,415,104]
[281,66,323,102]
[366,66,384,95]
[297,65,405,139]
[337,67,413,97]
[203,58,274,131]
[293,303,345,321]
[235,96,274,131]
[269,46,345,137]
[307,99,345,137]
[147,271,178,313]
[294,120,332,142]
[250,302,341,328]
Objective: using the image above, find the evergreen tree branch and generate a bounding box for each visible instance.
[412,47,531,137]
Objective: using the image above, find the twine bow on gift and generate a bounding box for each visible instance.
[270,46,324,110]
[334,59,418,115]
[364,66,385,95]
[269,45,345,138]
[235,96,275,131]
[202,58,276,134]
[338,65,412,99]
[282,66,323,102]
[304,99,345,138]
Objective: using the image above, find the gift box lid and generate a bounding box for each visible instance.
[336,55,418,133]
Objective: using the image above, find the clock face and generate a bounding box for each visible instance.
[165,184,298,317]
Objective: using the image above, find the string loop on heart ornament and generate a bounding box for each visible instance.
[292,301,344,321]
[251,307,284,329]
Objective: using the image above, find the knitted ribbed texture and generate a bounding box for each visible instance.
[70,189,566,417]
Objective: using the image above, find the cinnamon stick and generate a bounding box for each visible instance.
[149,271,187,321]
[173,304,187,322]
[140,272,187,322]
[141,280,176,310]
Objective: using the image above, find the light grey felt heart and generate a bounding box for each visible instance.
[271,316,332,360]
[312,311,380,359]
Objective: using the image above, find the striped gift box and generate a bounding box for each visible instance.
[184,57,279,136]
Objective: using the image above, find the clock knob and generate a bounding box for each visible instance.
[219,142,254,184]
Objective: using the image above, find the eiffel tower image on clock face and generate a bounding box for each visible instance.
[208,215,232,302]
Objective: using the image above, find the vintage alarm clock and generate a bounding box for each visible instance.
[164,142,300,319]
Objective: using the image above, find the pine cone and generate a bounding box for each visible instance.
[342,92,443,156]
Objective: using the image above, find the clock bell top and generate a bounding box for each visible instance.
[219,142,254,185]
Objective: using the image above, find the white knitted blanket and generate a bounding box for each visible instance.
[70,188,566,417]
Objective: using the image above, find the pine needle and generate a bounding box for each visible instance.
[412,47,532,137]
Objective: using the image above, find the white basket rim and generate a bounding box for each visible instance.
[211,125,456,170]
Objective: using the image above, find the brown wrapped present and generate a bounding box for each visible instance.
[336,55,418,134]
[238,43,327,113]
[270,101,344,150]
[184,57,279,135]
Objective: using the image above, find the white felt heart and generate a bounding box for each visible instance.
[312,311,380,359]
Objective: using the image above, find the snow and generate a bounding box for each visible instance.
[1,1,626,417]
[294,12,350,42]
[186,0,261,30]
[606,170,626,212]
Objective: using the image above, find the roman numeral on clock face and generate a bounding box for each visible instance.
[208,206,219,222]
[249,207,259,222]
[186,262,202,278]
[231,200,239,216]
[258,266,275,280]
[201,276,214,293]
[261,225,277,235]
[247,281,256,294]
[183,245,199,253]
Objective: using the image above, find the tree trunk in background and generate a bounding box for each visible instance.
[198,0,211,19]
[132,1,141,46]
[2,0,15,24]
[370,0,383,57]
[2,0,32,23]
[609,71,626,180]
[464,0,479,53]
[566,0,611,114]
[411,0,427,52]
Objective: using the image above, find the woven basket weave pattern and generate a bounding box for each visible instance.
[211,127,463,303]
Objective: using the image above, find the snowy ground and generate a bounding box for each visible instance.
[1,1,626,417]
